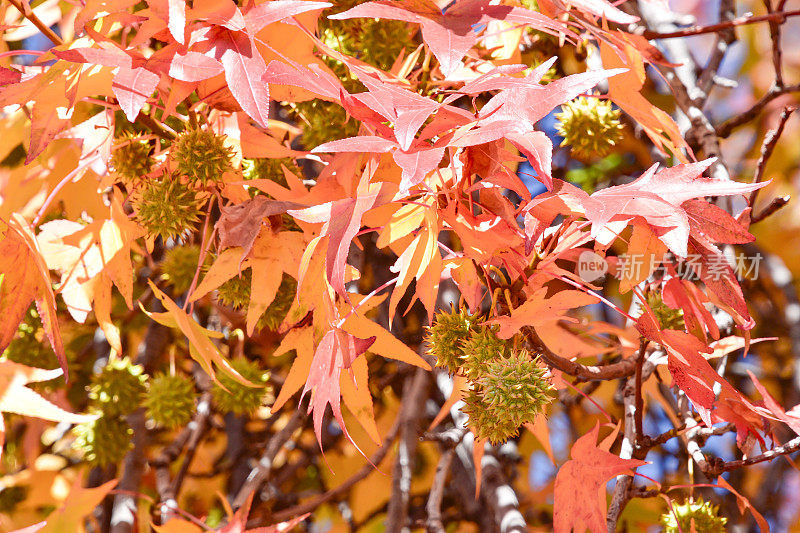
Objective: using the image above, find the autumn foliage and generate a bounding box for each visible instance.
[1,0,800,531]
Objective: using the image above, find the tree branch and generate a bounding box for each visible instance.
[232,408,305,509]
[639,9,800,39]
[425,447,455,533]
[268,417,402,523]
[750,105,797,207]
[6,0,64,46]
[387,367,430,532]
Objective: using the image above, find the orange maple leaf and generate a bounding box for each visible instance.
[0,215,66,374]
[486,287,599,340]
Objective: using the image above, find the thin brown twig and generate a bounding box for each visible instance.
[268,417,402,523]
[136,112,177,140]
[751,195,791,224]
[640,9,800,39]
[716,83,800,138]
[425,447,455,533]
[232,408,306,508]
[750,105,797,207]
[763,0,786,87]
[525,328,637,381]
[7,0,64,47]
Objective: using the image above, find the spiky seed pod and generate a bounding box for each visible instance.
[660,498,728,533]
[462,388,521,445]
[425,307,477,374]
[170,128,235,187]
[160,244,201,294]
[216,271,297,331]
[476,350,554,427]
[2,307,58,370]
[242,157,302,188]
[216,271,251,311]
[73,413,133,467]
[294,98,362,150]
[320,0,415,72]
[259,275,297,331]
[132,177,204,241]
[644,291,685,331]
[145,373,197,429]
[459,327,509,380]
[0,485,28,513]
[110,135,153,186]
[211,358,272,415]
[555,96,623,160]
[88,357,148,417]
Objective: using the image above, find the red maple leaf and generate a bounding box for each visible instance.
[553,424,647,532]
[301,328,375,450]
[451,66,625,188]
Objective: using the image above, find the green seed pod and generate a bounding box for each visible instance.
[0,485,28,513]
[132,177,204,241]
[73,414,133,467]
[216,271,251,311]
[88,357,148,417]
[145,373,197,429]
[644,291,685,331]
[170,128,235,187]
[320,0,415,72]
[216,271,297,332]
[259,275,297,331]
[476,350,553,427]
[242,157,302,188]
[425,307,477,374]
[2,307,58,370]
[211,358,272,415]
[160,244,201,294]
[462,388,521,445]
[110,135,153,186]
[459,327,509,380]
[660,498,727,533]
[556,96,623,160]
[293,98,362,150]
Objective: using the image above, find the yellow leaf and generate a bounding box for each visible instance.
[147,282,254,388]
[36,476,117,533]
[341,311,431,370]
[271,326,315,412]
[341,355,381,445]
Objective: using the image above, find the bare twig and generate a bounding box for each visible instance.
[763,0,786,87]
[750,106,797,206]
[269,417,402,523]
[716,83,800,137]
[425,448,455,533]
[7,0,64,46]
[606,346,656,532]
[526,328,637,381]
[386,367,430,533]
[751,195,791,223]
[639,9,800,39]
[135,112,177,140]
[232,408,305,508]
